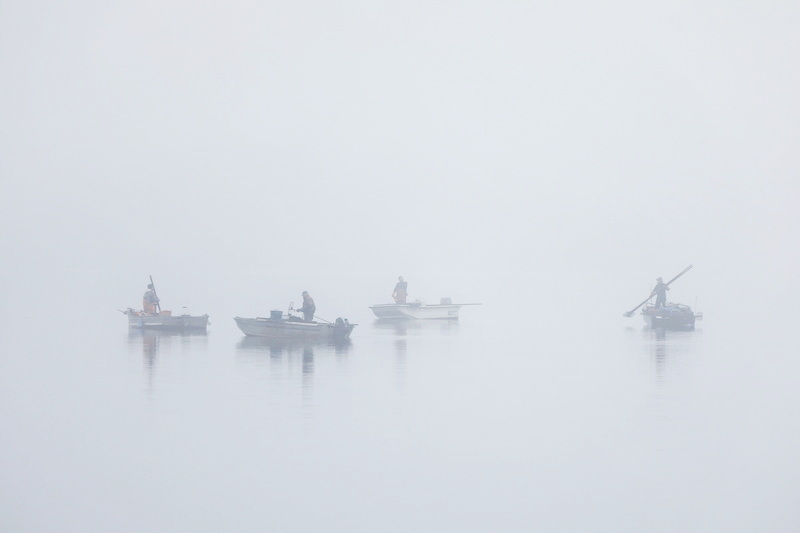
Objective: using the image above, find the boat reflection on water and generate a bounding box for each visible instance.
[127,329,209,391]
[632,326,700,388]
[371,319,461,336]
[236,336,352,397]
[649,328,669,385]
[236,335,351,356]
[128,328,209,358]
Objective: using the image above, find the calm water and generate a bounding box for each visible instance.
[1,288,799,532]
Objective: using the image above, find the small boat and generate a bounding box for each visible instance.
[624,265,703,330]
[123,308,210,330]
[369,298,481,320]
[125,277,209,330]
[641,303,703,330]
[234,310,356,339]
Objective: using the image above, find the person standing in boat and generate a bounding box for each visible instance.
[143,284,160,315]
[652,277,669,308]
[392,276,408,304]
[298,291,316,322]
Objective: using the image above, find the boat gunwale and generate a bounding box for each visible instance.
[234,316,356,338]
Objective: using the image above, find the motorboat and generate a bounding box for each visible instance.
[369,298,480,320]
[234,310,356,339]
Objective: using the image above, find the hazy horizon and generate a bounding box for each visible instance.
[2,1,799,531]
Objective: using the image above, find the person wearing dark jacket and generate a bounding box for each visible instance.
[392,276,408,304]
[298,291,316,322]
[652,277,669,308]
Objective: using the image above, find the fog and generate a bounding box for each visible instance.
[3,0,799,301]
[1,1,799,531]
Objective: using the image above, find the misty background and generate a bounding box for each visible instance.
[2,0,798,317]
[1,1,799,531]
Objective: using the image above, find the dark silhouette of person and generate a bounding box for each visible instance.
[652,277,670,308]
[298,291,316,322]
[392,276,408,304]
[143,284,160,315]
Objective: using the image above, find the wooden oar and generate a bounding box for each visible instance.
[623,264,693,317]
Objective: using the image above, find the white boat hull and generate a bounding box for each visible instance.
[127,313,209,330]
[234,316,356,339]
[369,303,464,320]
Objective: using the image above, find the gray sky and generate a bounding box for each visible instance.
[1,0,798,315]
[2,5,800,530]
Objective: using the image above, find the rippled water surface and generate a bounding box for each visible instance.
[2,293,799,532]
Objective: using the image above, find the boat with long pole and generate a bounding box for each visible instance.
[623,265,702,329]
[122,276,209,330]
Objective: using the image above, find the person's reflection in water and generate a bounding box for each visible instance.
[394,338,407,390]
[302,345,314,384]
[128,330,160,394]
[131,330,209,395]
[301,345,315,412]
[142,333,158,362]
[653,328,667,385]
[394,338,407,357]
[234,338,356,412]
[143,333,158,392]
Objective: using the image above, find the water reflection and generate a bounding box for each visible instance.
[126,329,209,391]
[649,328,669,384]
[235,336,352,408]
[394,338,407,357]
[631,327,698,382]
[369,321,461,390]
[371,319,461,336]
[371,320,459,370]
[235,336,351,371]
[630,325,702,423]
[236,335,351,356]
